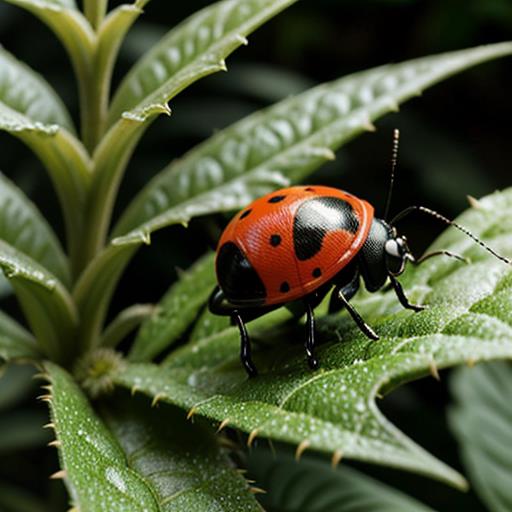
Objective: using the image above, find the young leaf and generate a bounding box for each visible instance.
[113,41,512,241]
[449,362,512,512]
[82,0,297,262]
[108,0,297,124]
[3,0,95,90]
[248,449,434,511]
[0,310,40,362]
[0,47,91,274]
[0,172,70,286]
[43,362,160,512]
[102,394,263,511]
[0,241,77,362]
[44,363,260,511]
[113,187,512,488]
[129,252,217,361]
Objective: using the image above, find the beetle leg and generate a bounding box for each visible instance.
[304,300,318,370]
[336,290,379,340]
[388,273,426,312]
[329,272,360,314]
[232,311,257,377]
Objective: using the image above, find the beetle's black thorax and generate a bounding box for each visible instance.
[357,218,394,292]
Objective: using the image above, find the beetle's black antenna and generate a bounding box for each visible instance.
[383,129,400,221]
[390,205,511,265]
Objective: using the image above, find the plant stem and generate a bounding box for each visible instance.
[83,0,109,29]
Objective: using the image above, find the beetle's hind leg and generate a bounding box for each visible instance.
[304,300,318,370]
[232,311,257,377]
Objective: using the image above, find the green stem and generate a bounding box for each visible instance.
[101,304,155,348]
[83,0,109,29]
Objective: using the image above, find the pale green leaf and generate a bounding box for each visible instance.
[81,0,297,264]
[108,0,297,124]
[101,394,262,511]
[0,46,74,131]
[449,362,512,512]
[0,241,77,362]
[0,310,39,362]
[113,187,512,488]
[129,252,218,361]
[113,42,512,242]
[0,47,91,274]
[44,362,160,512]
[0,172,70,286]
[248,449,434,511]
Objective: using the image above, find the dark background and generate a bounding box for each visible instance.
[1,0,511,509]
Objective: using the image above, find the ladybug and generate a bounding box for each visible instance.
[209,132,510,377]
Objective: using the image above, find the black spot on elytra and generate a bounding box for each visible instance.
[293,197,359,261]
[305,187,315,192]
[312,267,322,278]
[268,195,286,203]
[270,234,281,247]
[280,281,290,293]
[217,242,266,304]
[239,209,252,219]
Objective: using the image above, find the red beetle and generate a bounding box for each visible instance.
[209,132,510,376]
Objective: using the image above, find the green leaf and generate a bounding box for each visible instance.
[113,41,512,241]
[113,187,512,488]
[108,0,296,124]
[101,303,155,349]
[102,394,262,511]
[81,0,297,264]
[129,252,217,361]
[0,310,40,362]
[449,362,512,512]
[0,172,70,286]
[44,362,159,511]
[0,46,74,132]
[0,47,91,275]
[0,241,77,362]
[248,449,434,511]
[44,362,259,511]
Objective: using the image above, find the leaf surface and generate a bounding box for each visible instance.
[0,310,39,361]
[0,241,77,361]
[102,394,262,511]
[0,47,90,272]
[129,252,217,361]
[0,172,70,286]
[44,363,159,512]
[449,362,512,512]
[108,0,297,124]
[113,42,512,242]
[44,362,261,511]
[248,449,434,511]
[114,188,512,487]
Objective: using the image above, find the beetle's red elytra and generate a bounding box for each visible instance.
[209,132,511,377]
[216,186,373,307]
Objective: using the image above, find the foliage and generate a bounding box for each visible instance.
[0,0,511,510]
